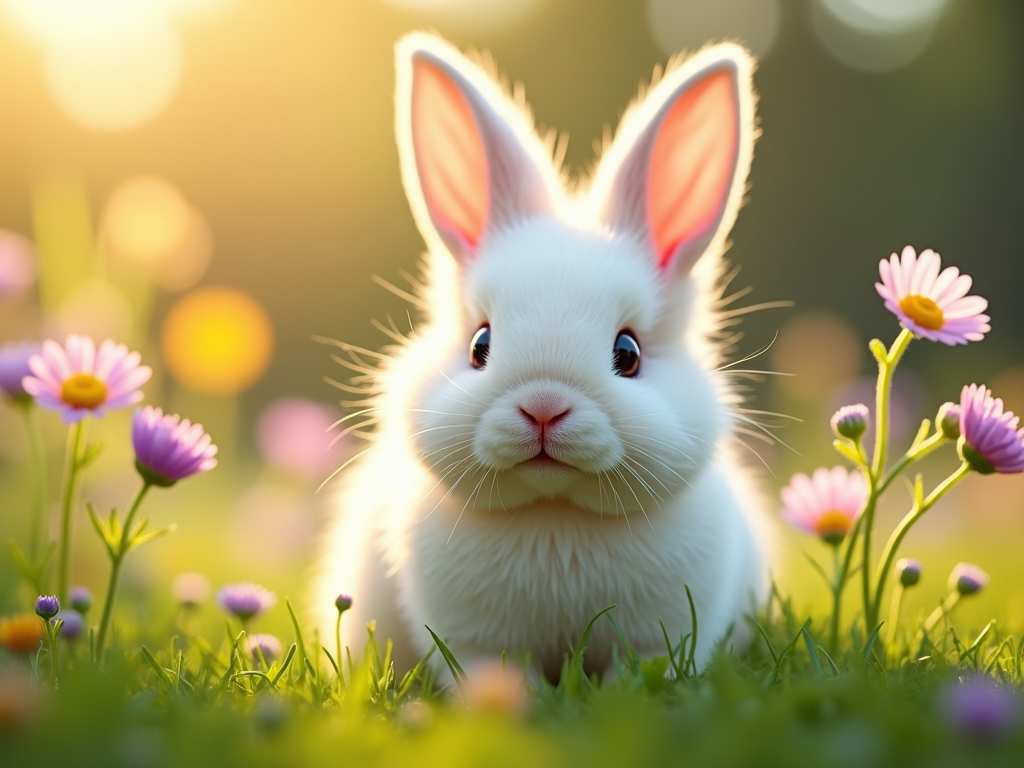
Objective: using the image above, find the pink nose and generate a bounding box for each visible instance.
[519,404,570,430]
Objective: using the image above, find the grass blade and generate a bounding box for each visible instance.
[425,626,466,684]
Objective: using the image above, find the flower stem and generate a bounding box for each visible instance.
[43,617,61,688]
[94,482,152,663]
[335,611,345,690]
[869,462,970,624]
[885,584,905,656]
[22,406,48,563]
[861,329,913,628]
[57,420,88,603]
[923,592,961,636]
[829,545,842,652]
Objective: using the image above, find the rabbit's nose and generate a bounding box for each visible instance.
[518,404,571,431]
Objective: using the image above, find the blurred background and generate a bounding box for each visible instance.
[1,0,1023,642]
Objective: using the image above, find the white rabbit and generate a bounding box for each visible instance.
[314,32,775,680]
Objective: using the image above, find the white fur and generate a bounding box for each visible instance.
[313,33,775,678]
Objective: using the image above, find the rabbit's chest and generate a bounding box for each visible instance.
[392,493,722,663]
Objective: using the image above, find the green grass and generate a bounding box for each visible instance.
[3,586,1023,768]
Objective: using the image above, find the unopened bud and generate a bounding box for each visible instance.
[831,404,869,441]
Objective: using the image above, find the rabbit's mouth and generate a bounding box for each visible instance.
[517,449,575,473]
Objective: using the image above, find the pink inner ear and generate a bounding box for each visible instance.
[411,58,489,249]
[648,69,738,270]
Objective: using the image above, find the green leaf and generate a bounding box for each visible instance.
[140,646,174,690]
[7,539,35,582]
[86,503,118,558]
[684,585,699,676]
[862,622,885,664]
[425,625,466,685]
[832,439,863,466]
[321,645,340,678]
[271,643,298,688]
[79,440,105,468]
[285,598,309,682]
[130,524,177,550]
[800,626,824,677]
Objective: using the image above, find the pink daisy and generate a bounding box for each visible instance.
[21,335,151,423]
[780,466,867,545]
[133,406,218,487]
[875,246,990,346]
[958,384,1024,474]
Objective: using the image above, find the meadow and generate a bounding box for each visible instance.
[3,1,1024,766]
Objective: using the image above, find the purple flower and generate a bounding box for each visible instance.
[68,586,93,614]
[54,610,84,641]
[831,404,869,441]
[950,563,989,596]
[0,341,40,402]
[34,595,59,620]
[936,402,961,440]
[941,676,1019,739]
[216,583,276,622]
[895,558,922,588]
[958,384,1024,474]
[133,406,217,487]
[335,594,353,613]
[876,246,990,346]
[22,335,152,423]
[246,633,283,663]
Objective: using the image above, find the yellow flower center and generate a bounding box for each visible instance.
[60,373,107,409]
[815,510,852,543]
[898,294,944,331]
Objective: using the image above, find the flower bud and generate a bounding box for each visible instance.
[69,586,92,614]
[831,404,869,441]
[895,558,922,588]
[936,402,962,440]
[950,562,989,596]
[335,594,353,613]
[34,595,59,620]
[55,610,84,641]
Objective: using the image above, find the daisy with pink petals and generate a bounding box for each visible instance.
[22,335,152,423]
[958,384,1024,474]
[780,466,867,545]
[875,246,990,346]
[133,406,218,487]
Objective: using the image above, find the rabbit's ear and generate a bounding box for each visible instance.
[592,45,755,276]
[396,34,557,262]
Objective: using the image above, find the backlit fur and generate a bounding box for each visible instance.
[314,33,775,679]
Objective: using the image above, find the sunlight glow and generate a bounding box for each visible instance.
[161,287,274,395]
[44,20,182,133]
[104,177,191,264]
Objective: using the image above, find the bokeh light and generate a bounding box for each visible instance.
[771,312,864,401]
[103,176,191,264]
[646,0,781,59]
[0,231,36,299]
[51,278,134,341]
[812,0,951,73]
[155,207,214,292]
[819,0,950,35]
[161,287,273,394]
[256,397,349,479]
[43,19,182,132]
[377,0,544,29]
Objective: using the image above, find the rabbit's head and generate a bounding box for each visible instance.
[387,34,756,516]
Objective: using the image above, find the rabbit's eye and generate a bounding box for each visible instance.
[470,325,490,369]
[613,331,641,377]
